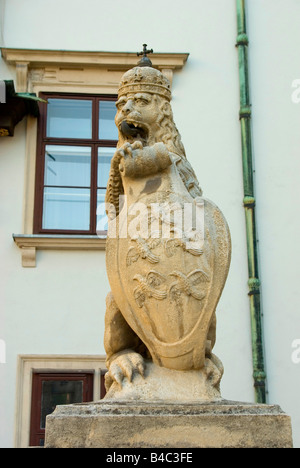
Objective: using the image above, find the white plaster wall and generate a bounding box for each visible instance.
[0,117,110,446]
[247,0,300,449]
[0,119,27,447]
[0,0,298,448]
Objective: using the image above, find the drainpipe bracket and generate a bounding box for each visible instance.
[236,33,249,46]
[248,277,261,296]
[239,106,252,119]
[253,370,267,384]
[243,196,256,208]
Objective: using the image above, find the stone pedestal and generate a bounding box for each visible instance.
[45,400,293,448]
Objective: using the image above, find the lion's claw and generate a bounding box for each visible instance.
[106,351,145,389]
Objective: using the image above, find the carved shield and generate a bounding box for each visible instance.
[106,167,231,371]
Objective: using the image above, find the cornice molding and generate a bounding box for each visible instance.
[1,48,189,70]
[1,48,189,92]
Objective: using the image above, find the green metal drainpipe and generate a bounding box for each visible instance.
[236,0,267,403]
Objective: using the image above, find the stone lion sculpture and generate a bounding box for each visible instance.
[103,66,231,401]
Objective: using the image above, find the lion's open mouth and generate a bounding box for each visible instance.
[120,121,148,145]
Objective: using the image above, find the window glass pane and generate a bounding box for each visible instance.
[40,380,83,429]
[47,99,92,139]
[45,145,91,187]
[43,187,90,230]
[96,189,109,232]
[97,147,114,188]
[99,100,118,140]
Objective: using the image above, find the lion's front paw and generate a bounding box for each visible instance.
[117,141,144,160]
[105,351,145,390]
[203,354,224,388]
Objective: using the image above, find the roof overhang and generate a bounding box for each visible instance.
[0,80,45,137]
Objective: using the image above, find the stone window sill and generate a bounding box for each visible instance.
[13,234,106,267]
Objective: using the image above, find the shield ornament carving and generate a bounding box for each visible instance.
[106,160,231,370]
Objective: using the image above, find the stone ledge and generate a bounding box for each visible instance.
[13,234,106,267]
[45,400,293,448]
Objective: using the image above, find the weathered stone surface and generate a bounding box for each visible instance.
[104,360,222,402]
[103,65,231,398]
[45,400,293,448]
[44,62,294,450]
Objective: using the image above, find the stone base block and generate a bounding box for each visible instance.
[104,360,223,402]
[45,400,293,448]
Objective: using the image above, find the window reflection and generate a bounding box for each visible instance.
[40,380,83,429]
[47,99,93,139]
[36,94,118,234]
[97,147,114,188]
[99,100,118,140]
[96,189,108,232]
[43,187,90,230]
[45,145,91,187]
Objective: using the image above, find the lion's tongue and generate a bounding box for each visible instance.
[121,121,143,138]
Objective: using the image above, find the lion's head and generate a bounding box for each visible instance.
[106,67,202,213]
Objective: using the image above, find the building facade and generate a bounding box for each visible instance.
[0,0,299,447]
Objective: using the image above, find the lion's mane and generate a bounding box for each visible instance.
[105,95,202,215]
